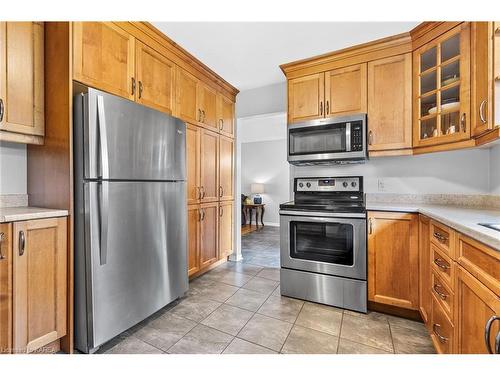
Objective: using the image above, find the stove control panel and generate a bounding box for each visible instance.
[295,177,361,192]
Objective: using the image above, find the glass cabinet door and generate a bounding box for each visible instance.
[414,23,471,146]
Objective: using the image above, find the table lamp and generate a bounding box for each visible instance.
[251,183,264,204]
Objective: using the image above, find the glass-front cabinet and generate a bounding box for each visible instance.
[413,23,471,147]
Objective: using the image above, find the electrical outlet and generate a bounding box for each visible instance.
[378,179,386,192]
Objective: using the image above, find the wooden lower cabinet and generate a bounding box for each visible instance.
[419,215,431,326]
[199,203,219,269]
[187,205,201,277]
[455,266,500,354]
[218,202,234,260]
[0,223,12,353]
[367,211,419,310]
[430,293,455,354]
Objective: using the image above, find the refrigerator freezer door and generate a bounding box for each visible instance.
[84,88,186,181]
[84,180,187,350]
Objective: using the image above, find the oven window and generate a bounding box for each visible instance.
[289,123,346,156]
[290,221,354,266]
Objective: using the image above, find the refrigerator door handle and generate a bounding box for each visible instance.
[97,95,110,179]
[99,181,109,265]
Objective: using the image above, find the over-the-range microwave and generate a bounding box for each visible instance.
[287,114,367,165]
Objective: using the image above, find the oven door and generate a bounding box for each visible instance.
[280,212,366,280]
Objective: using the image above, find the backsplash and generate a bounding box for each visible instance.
[0,194,28,208]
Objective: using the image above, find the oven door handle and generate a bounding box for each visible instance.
[279,210,366,219]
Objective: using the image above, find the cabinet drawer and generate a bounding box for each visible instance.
[430,220,456,259]
[431,243,456,290]
[431,270,454,320]
[457,234,500,296]
[431,294,455,354]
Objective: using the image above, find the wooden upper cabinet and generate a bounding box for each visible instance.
[413,23,471,148]
[0,223,12,353]
[288,73,325,123]
[219,135,234,201]
[218,201,234,260]
[0,22,44,143]
[199,203,218,268]
[187,205,200,276]
[135,41,175,114]
[368,54,412,152]
[176,67,199,123]
[13,217,67,353]
[368,211,419,310]
[73,22,135,100]
[455,266,500,354]
[200,129,219,203]
[217,94,235,137]
[186,124,201,205]
[325,63,367,117]
[471,22,494,136]
[419,215,431,327]
[198,83,218,130]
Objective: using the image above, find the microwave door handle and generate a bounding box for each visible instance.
[97,95,109,179]
[345,122,351,152]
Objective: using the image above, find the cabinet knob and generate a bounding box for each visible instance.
[19,230,25,256]
[326,101,329,115]
[198,109,202,122]
[479,100,487,124]
[219,119,224,131]
[484,315,500,354]
[319,102,323,116]
[0,232,5,260]
[368,130,373,146]
[131,78,136,96]
[0,98,4,122]
[138,81,143,99]
[368,218,373,234]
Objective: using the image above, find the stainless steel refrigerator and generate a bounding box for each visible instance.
[73,88,188,353]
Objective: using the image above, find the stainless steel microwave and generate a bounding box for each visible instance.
[287,114,367,165]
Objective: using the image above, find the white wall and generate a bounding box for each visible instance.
[490,143,500,195]
[241,139,289,225]
[292,147,492,195]
[235,82,286,118]
[0,142,27,195]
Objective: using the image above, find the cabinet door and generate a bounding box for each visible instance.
[419,215,431,326]
[135,41,175,114]
[198,83,218,130]
[73,22,135,100]
[219,135,234,201]
[471,22,494,136]
[200,130,219,203]
[0,22,44,137]
[186,124,201,205]
[368,54,412,151]
[187,205,200,277]
[219,202,234,260]
[217,94,234,137]
[200,203,218,268]
[288,73,325,123]
[368,211,419,309]
[176,67,199,123]
[325,63,367,117]
[456,266,500,354]
[13,217,67,353]
[0,223,12,353]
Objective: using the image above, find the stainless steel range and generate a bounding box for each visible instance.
[279,176,367,313]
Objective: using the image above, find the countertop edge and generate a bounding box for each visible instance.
[0,207,69,223]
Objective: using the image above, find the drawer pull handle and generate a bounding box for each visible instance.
[484,315,500,354]
[19,230,25,256]
[433,232,447,243]
[433,284,448,300]
[479,99,487,124]
[433,323,448,344]
[0,232,5,260]
[433,258,450,270]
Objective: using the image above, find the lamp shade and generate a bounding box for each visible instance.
[251,183,264,194]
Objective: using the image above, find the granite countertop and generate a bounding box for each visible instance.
[367,202,500,251]
[0,206,69,223]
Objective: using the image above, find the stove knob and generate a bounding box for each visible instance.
[299,182,304,188]
[351,181,357,188]
[306,182,311,188]
[342,182,348,188]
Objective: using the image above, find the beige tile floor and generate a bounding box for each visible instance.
[99,261,435,354]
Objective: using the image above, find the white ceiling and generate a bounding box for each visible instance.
[153,22,419,92]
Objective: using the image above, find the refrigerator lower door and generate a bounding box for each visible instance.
[82,180,187,351]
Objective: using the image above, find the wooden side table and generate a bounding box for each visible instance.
[243,204,265,228]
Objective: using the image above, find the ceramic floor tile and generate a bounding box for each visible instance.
[211,270,253,287]
[271,284,281,296]
[225,288,270,312]
[295,302,343,336]
[218,262,264,276]
[256,268,281,281]
[167,324,233,354]
[222,338,277,354]
[337,338,392,354]
[391,324,435,354]
[257,295,304,323]
[387,315,426,332]
[344,310,389,323]
[237,313,292,352]
[103,336,164,354]
[242,276,279,295]
[340,314,393,353]
[201,304,254,336]
[169,295,221,322]
[132,312,197,352]
[188,279,239,302]
[281,325,338,354]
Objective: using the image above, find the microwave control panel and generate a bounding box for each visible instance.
[350,122,364,151]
